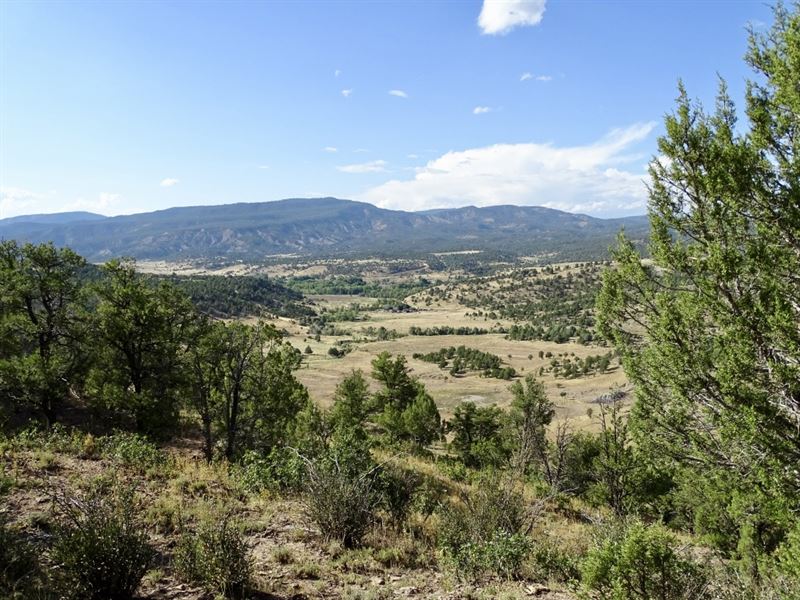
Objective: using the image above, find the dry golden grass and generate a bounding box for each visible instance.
[2,437,583,599]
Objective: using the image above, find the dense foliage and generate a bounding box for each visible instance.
[0,242,88,425]
[408,325,499,336]
[413,345,517,379]
[282,274,431,300]
[163,273,313,319]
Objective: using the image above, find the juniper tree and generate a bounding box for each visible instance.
[0,242,88,424]
[597,4,800,572]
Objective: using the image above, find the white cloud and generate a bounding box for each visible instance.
[257,165,270,170]
[337,160,388,174]
[324,146,338,153]
[160,178,179,187]
[353,148,370,153]
[0,186,46,218]
[362,122,656,216]
[341,88,353,97]
[0,187,122,218]
[389,89,409,98]
[478,0,546,35]
[67,192,120,213]
[521,72,552,82]
[407,154,419,159]
[473,106,492,115]
[334,69,341,77]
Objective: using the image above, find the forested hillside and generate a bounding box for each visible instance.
[160,274,314,319]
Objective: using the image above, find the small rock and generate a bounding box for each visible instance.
[524,584,551,596]
[398,586,418,596]
[371,576,385,585]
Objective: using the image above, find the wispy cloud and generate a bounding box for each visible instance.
[388,89,409,98]
[324,146,338,153]
[337,160,388,174]
[257,165,270,170]
[478,0,546,35]
[160,178,179,187]
[521,71,552,82]
[473,106,492,115]
[341,89,353,98]
[362,122,656,216]
[0,187,122,219]
[68,192,120,213]
[334,69,341,77]
[407,154,419,159]
[0,186,46,218]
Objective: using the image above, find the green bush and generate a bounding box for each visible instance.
[757,520,800,598]
[411,472,448,521]
[10,424,83,455]
[527,537,581,584]
[379,465,421,528]
[774,521,800,582]
[303,426,381,548]
[51,483,154,600]
[101,431,165,472]
[237,447,307,493]
[0,515,41,598]
[580,521,708,600]
[175,512,251,599]
[438,458,468,483]
[442,530,531,579]
[437,478,531,579]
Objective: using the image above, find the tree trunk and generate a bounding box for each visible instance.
[226,384,240,460]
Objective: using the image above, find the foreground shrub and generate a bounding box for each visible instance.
[0,515,41,598]
[237,447,307,493]
[411,472,448,521]
[175,512,251,599]
[9,424,84,455]
[379,464,421,528]
[51,482,154,600]
[580,521,708,599]
[437,478,531,579]
[303,426,381,548]
[772,521,800,585]
[101,431,165,472]
[742,520,800,600]
[526,536,581,584]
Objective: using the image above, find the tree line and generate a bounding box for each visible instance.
[0,245,444,461]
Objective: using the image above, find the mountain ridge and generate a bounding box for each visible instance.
[0,197,649,262]
[0,211,107,225]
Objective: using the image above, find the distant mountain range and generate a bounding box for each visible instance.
[0,211,108,226]
[0,198,649,262]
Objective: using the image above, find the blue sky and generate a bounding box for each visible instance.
[0,0,772,218]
